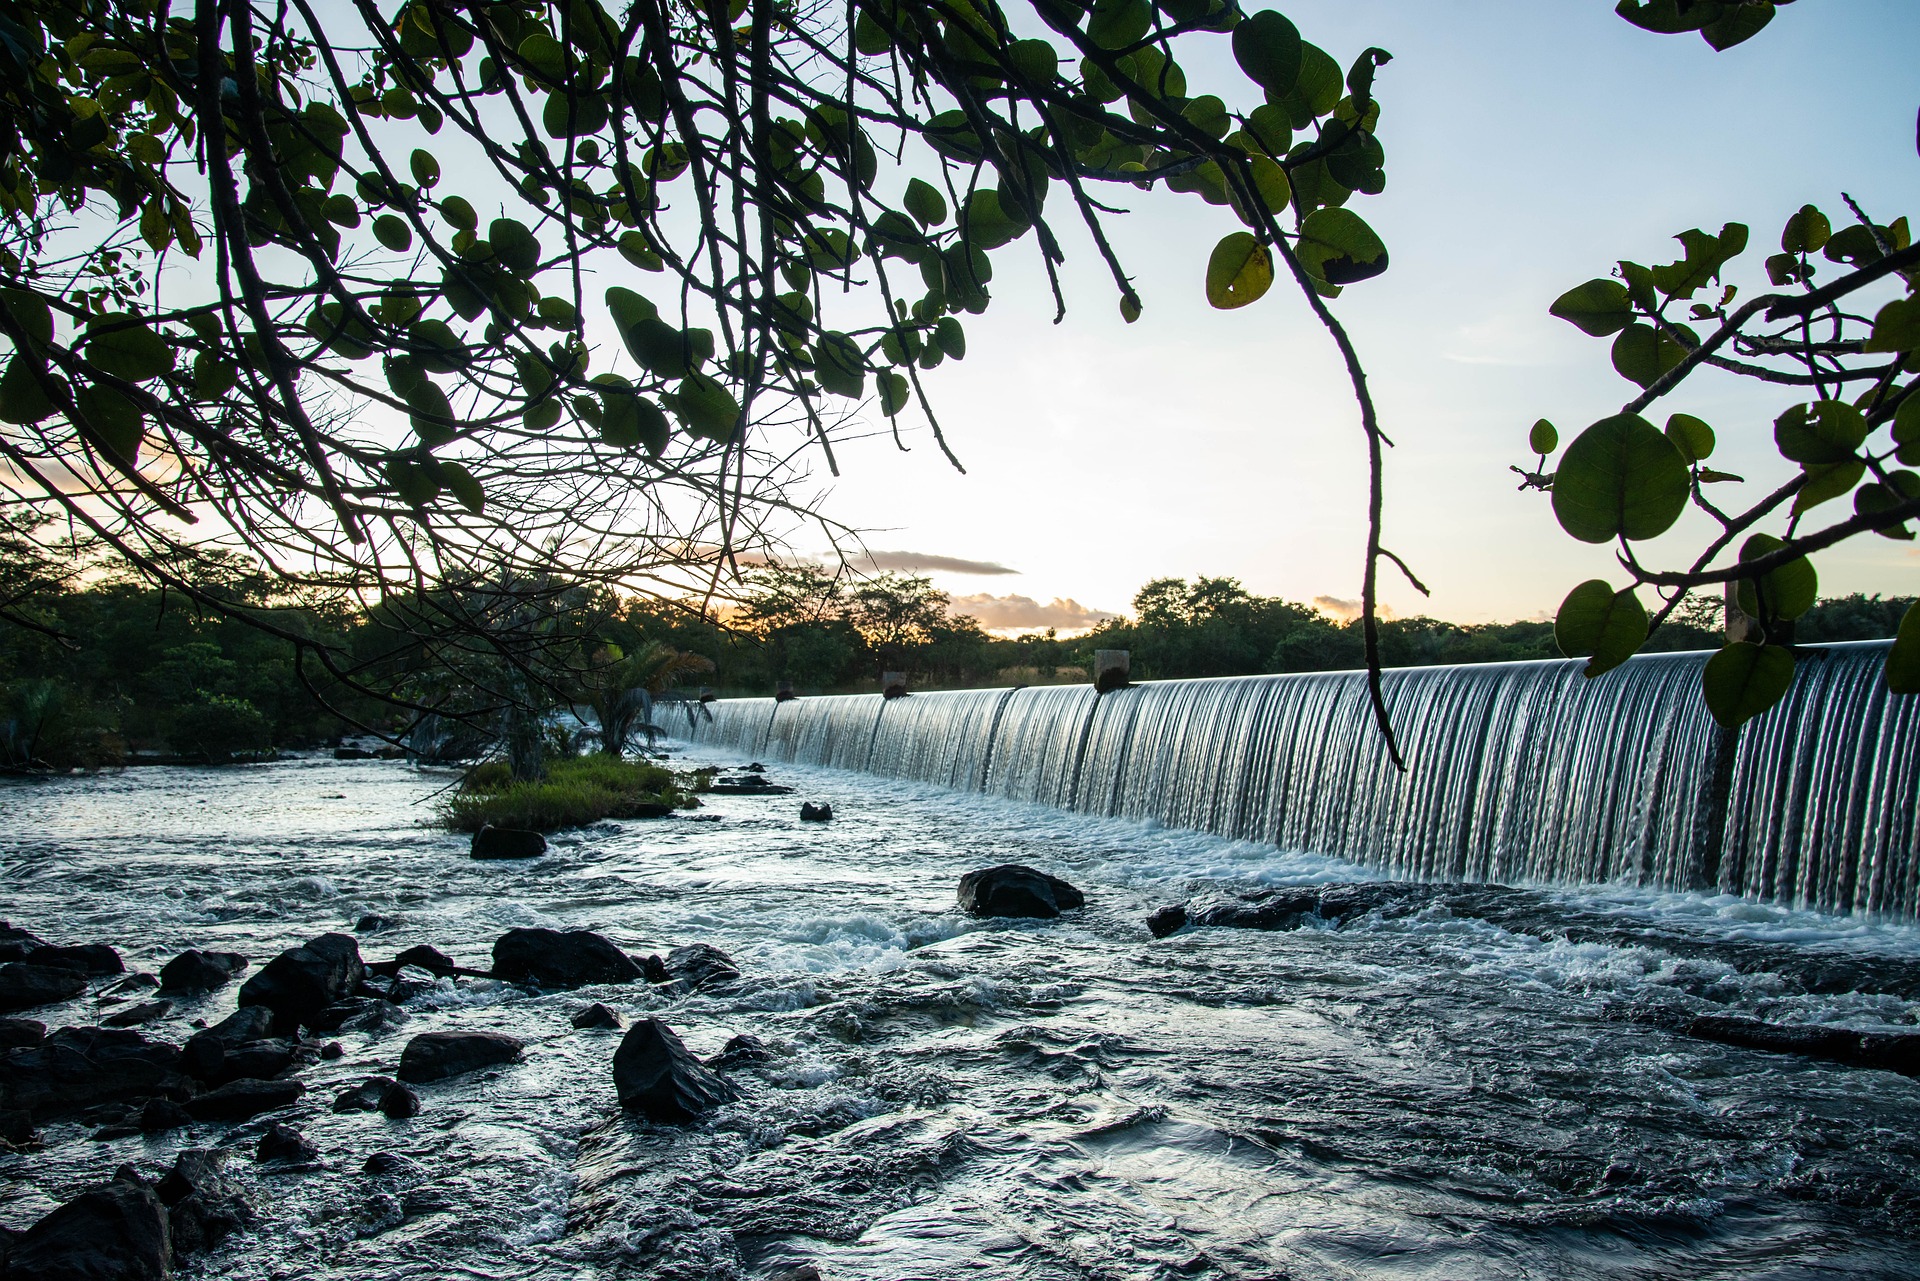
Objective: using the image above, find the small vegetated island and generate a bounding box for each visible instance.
[440,755,706,833]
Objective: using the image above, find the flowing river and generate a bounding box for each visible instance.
[4,751,1920,1279]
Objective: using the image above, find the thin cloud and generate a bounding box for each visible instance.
[951,593,1118,635]
[1313,595,1398,622]
[858,549,1019,576]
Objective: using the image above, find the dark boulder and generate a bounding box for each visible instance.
[0,1017,44,1049]
[354,913,393,933]
[139,1098,191,1133]
[182,1077,304,1122]
[307,998,404,1035]
[707,1033,775,1072]
[1145,905,1189,938]
[378,1081,421,1119]
[0,1026,189,1118]
[367,944,464,978]
[397,1030,524,1084]
[1684,1014,1920,1075]
[159,1148,251,1258]
[333,745,375,760]
[471,825,548,860]
[333,1075,400,1113]
[0,922,47,964]
[956,865,1086,919]
[159,949,248,993]
[319,1041,344,1060]
[102,1000,172,1029]
[571,1002,622,1030]
[704,779,793,795]
[25,943,123,976]
[491,928,641,988]
[613,1018,738,1122]
[237,933,364,1033]
[641,943,740,995]
[3,1173,171,1281]
[0,962,88,1013]
[256,1122,318,1163]
[104,972,158,994]
[181,1005,276,1082]
[799,802,833,822]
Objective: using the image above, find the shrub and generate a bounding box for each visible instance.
[169,694,273,762]
[442,753,697,832]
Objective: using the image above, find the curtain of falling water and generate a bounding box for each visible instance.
[687,643,1917,918]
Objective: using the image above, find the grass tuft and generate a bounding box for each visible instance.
[442,753,699,832]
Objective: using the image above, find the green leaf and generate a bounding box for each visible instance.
[1793,458,1865,514]
[1702,1,1775,49]
[853,9,892,55]
[672,373,740,443]
[1649,223,1748,300]
[1854,470,1920,539]
[1205,232,1274,309]
[1009,38,1057,83]
[1888,601,1920,695]
[385,457,441,506]
[373,214,412,252]
[1774,399,1866,464]
[1269,40,1341,128]
[440,195,478,231]
[877,369,911,416]
[1297,207,1387,286]
[1529,418,1558,455]
[1734,533,1817,621]
[1664,412,1714,463]
[83,318,172,381]
[1554,579,1648,677]
[961,188,1029,251]
[935,316,966,360]
[74,385,144,464]
[410,149,440,188]
[1550,412,1690,544]
[1780,204,1829,254]
[1609,322,1690,389]
[904,178,948,228]
[1895,394,1920,466]
[815,331,866,398]
[406,379,458,447]
[1703,642,1793,728]
[1087,0,1151,50]
[1233,11,1302,95]
[616,231,664,271]
[1865,295,1920,355]
[489,218,541,275]
[1549,279,1632,337]
[0,356,58,424]
[440,460,484,514]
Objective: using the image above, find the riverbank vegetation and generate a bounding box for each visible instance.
[441,755,700,833]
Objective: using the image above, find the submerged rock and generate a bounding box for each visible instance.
[706,1033,775,1072]
[181,1005,279,1083]
[1684,1014,1920,1075]
[957,865,1086,919]
[237,933,365,1034]
[1145,905,1189,938]
[642,943,740,995]
[256,1122,318,1163]
[24,943,123,976]
[492,928,641,988]
[397,1030,525,1083]
[368,944,464,978]
[704,779,794,795]
[572,1002,622,1030]
[613,1017,738,1122]
[0,962,88,1013]
[799,802,833,822]
[159,949,249,993]
[102,1000,172,1029]
[3,1172,171,1281]
[333,1076,400,1113]
[471,825,548,860]
[183,1078,305,1122]
[0,1026,189,1118]
[159,1148,251,1257]
[139,1098,191,1133]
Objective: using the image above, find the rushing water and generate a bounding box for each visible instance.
[688,643,1920,920]
[4,754,1920,1278]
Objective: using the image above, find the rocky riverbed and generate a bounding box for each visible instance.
[4,753,1920,1279]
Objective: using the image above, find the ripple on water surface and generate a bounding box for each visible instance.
[2,753,1919,1279]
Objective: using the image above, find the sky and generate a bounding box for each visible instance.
[783,1,1920,631]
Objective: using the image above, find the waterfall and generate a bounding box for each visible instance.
[687,642,1920,918]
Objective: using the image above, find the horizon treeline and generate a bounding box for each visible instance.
[2,518,1912,769]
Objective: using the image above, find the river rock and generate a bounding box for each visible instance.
[0,962,88,1013]
[102,1000,172,1029]
[572,1002,622,1029]
[183,1077,305,1122]
[139,1098,191,1133]
[181,1005,276,1082]
[613,1017,738,1122]
[642,943,740,995]
[707,1033,775,1071]
[159,1148,251,1258]
[25,943,124,976]
[379,1081,421,1118]
[956,865,1086,919]
[0,922,47,963]
[237,933,364,1033]
[799,802,833,822]
[471,825,548,860]
[492,928,641,988]
[1146,905,1189,938]
[159,949,249,993]
[2,1172,171,1281]
[366,944,463,979]
[256,1122,318,1163]
[333,1076,398,1113]
[0,1026,189,1118]
[1685,1014,1920,1075]
[397,1030,525,1083]
[0,1017,45,1048]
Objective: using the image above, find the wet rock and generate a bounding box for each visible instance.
[256,1122,318,1163]
[492,927,642,988]
[181,1005,277,1082]
[706,1033,775,1072]
[0,922,48,963]
[354,913,393,934]
[397,1030,524,1084]
[203,1037,297,1087]
[237,933,365,1034]
[308,997,390,1033]
[644,943,740,995]
[102,999,172,1029]
[182,1077,304,1122]
[1684,1014,1920,1075]
[0,1026,189,1118]
[159,1148,251,1258]
[333,745,375,760]
[104,972,159,995]
[957,865,1086,919]
[613,1017,738,1122]
[471,825,548,860]
[703,779,794,795]
[0,1108,38,1148]
[770,1267,823,1281]
[378,1082,421,1119]
[799,802,833,822]
[0,1017,44,1049]
[572,1002,622,1030]
[333,1076,400,1113]
[363,1150,419,1177]
[0,962,88,1013]
[1146,905,1189,938]
[2,1172,170,1281]
[159,949,248,993]
[23,943,123,976]
[319,1041,344,1060]
[367,944,463,979]
[139,1098,191,1133]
